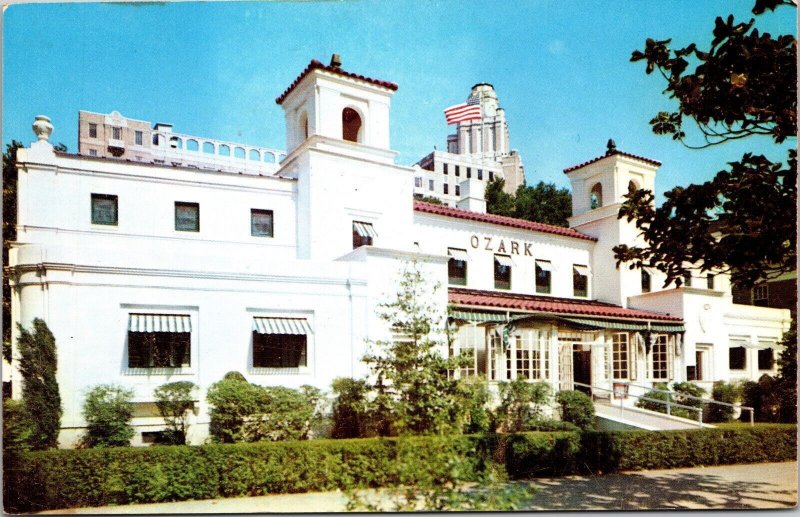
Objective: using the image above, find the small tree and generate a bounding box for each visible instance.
[556,390,596,430]
[206,376,264,443]
[453,376,492,434]
[707,380,743,422]
[331,377,371,438]
[362,261,463,436]
[495,380,550,432]
[16,318,62,449]
[82,384,135,448]
[776,322,797,423]
[154,381,197,445]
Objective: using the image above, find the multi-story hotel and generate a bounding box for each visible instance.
[8,57,791,445]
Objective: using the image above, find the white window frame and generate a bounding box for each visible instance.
[648,334,673,381]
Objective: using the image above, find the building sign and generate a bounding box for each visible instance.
[469,234,533,256]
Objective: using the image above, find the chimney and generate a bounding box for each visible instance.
[456,179,486,213]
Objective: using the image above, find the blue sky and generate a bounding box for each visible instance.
[3,0,795,199]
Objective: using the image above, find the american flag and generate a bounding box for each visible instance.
[444,94,481,125]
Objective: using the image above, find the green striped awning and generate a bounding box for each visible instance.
[449,310,509,323]
[650,323,686,333]
[128,314,191,333]
[560,317,685,333]
[253,317,312,335]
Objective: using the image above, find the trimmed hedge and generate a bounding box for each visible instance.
[5,425,796,512]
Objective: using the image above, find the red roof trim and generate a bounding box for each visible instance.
[276,59,399,105]
[413,201,597,242]
[563,150,661,174]
[449,287,683,322]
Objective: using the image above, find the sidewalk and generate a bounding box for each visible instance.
[38,461,797,513]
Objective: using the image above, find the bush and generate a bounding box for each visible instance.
[81,384,135,448]
[707,380,742,422]
[154,381,197,445]
[635,383,701,420]
[331,378,371,439]
[741,375,782,422]
[3,399,33,454]
[206,377,321,443]
[495,380,550,432]
[556,390,595,430]
[454,376,492,434]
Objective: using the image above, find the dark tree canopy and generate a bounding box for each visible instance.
[486,178,572,228]
[3,141,24,362]
[17,318,62,449]
[615,1,796,288]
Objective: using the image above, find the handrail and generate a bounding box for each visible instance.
[615,381,754,426]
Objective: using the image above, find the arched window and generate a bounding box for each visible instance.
[590,182,603,209]
[264,153,276,164]
[186,139,199,152]
[219,144,230,157]
[169,137,182,149]
[627,180,639,196]
[342,107,362,143]
[202,142,215,154]
[234,147,246,159]
[249,149,260,161]
[297,111,309,143]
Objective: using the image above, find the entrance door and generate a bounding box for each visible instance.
[573,345,592,394]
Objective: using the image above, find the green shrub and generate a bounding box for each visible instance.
[741,375,782,422]
[707,380,742,422]
[524,418,579,432]
[496,380,550,432]
[154,381,197,445]
[555,390,595,430]
[223,371,248,382]
[3,399,33,454]
[635,383,701,420]
[331,378,371,439]
[81,384,135,448]
[454,376,492,434]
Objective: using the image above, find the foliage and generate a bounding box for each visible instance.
[3,399,33,454]
[453,376,492,434]
[555,390,596,430]
[495,380,550,433]
[775,321,797,423]
[412,193,443,205]
[2,141,23,363]
[671,381,706,413]
[615,1,796,288]
[362,261,463,436]
[206,377,321,443]
[222,370,248,382]
[330,377,371,439]
[81,384,135,448]
[154,381,197,445]
[16,318,62,449]
[741,375,783,422]
[634,382,702,420]
[485,178,572,227]
[707,380,743,422]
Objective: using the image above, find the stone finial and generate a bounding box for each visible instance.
[329,53,342,68]
[606,138,617,154]
[33,115,53,142]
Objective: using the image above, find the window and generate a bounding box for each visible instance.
[612,333,629,380]
[455,185,461,197]
[477,169,483,180]
[706,274,715,290]
[573,265,588,297]
[251,209,274,237]
[448,248,468,286]
[89,123,97,138]
[466,167,471,179]
[650,335,670,380]
[494,254,512,290]
[175,202,200,232]
[254,334,307,368]
[729,346,746,370]
[135,130,143,146]
[112,127,121,140]
[88,149,98,157]
[128,314,191,368]
[455,165,460,177]
[444,184,449,195]
[690,345,711,381]
[641,269,651,293]
[443,163,448,175]
[535,260,552,294]
[758,348,774,370]
[590,182,603,209]
[342,108,362,143]
[352,221,376,248]
[683,273,692,287]
[91,194,118,226]
[753,284,768,306]
[414,177,423,188]
[428,179,434,191]
[489,171,494,181]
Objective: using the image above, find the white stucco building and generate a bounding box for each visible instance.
[8,57,791,445]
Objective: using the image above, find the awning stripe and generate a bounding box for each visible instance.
[494,255,513,267]
[448,248,470,261]
[353,221,377,238]
[253,317,312,335]
[450,310,510,323]
[536,260,553,272]
[560,317,685,333]
[128,314,191,333]
[573,265,589,276]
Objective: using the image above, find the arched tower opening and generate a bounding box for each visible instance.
[342,107,362,143]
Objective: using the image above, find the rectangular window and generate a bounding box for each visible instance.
[253,334,307,368]
[135,130,143,145]
[443,163,448,175]
[88,149,98,157]
[494,254,512,290]
[706,274,715,290]
[128,331,190,368]
[753,284,768,306]
[455,185,461,197]
[683,274,692,287]
[444,184,449,195]
[612,333,629,380]
[641,270,651,293]
[466,167,472,179]
[535,260,552,294]
[448,248,468,286]
[516,348,531,379]
[477,169,483,180]
[251,209,274,237]
[352,221,376,248]
[112,127,121,139]
[175,202,200,232]
[758,348,774,370]
[651,335,669,380]
[428,179,435,191]
[91,193,118,226]
[573,265,588,297]
[729,346,746,370]
[489,171,494,181]
[455,165,460,177]
[88,123,97,138]
[414,177,423,188]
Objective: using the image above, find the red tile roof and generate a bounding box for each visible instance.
[276,59,399,105]
[413,201,597,242]
[563,150,661,174]
[449,287,683,322]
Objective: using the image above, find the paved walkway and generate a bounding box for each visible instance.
[38,461,797,513]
